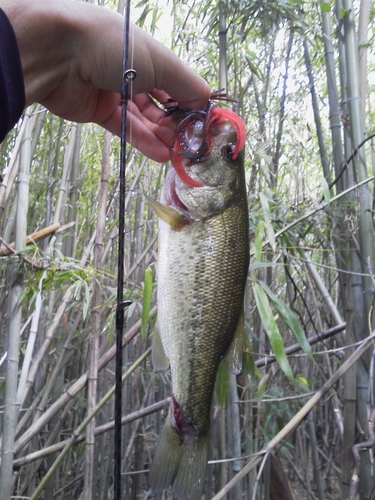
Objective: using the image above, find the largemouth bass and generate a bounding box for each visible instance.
[149,103,249,500]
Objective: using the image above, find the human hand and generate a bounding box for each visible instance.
[1,0,210,162]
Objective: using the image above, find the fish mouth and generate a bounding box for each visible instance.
[169,103,246,188]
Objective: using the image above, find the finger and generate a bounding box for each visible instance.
[130,24,211,111]
[127,114,171,162]
[96,101,172,163]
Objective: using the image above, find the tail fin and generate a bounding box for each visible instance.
[150,415,210,500]
[173,433,210,500]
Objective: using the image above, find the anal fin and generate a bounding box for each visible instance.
[222,308,244,375]
[151,319,170,371]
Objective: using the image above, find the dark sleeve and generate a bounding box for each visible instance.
[0,8,25,143]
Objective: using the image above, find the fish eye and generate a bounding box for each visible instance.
[221,143,234,161]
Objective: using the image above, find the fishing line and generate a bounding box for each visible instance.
[128,25,136,149]
[114,0,136,497]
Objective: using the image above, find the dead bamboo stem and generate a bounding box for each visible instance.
[211,332,375,500]
[0,223,61,256]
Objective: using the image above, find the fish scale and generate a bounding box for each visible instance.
[159,204,247,425]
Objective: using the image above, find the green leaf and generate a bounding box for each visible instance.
[254,221,264,261]
[296,374,310,392]
[257,373,270,400]
[136,4,152,28]
[339,7,351,18]
[259,192,275,251]
[215,361,230,407]
[321,177,331,205]
[83,281,90,321]
[248,262,279,271]
[253,283,293,380]
[320,2,331,13]
[141,267,153,341]
[258,281,313,361]
[243,351,260,381]
[126,301,137,320]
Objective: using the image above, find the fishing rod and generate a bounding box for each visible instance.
[115,0,136,497]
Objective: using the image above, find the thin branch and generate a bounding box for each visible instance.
[13,398,169,468]
[264,175,374,248]
[255,323,346,368]
[327,132,375,191]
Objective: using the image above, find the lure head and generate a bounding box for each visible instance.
[165,104,246,220]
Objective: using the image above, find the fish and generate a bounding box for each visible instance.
[148,102,249,500]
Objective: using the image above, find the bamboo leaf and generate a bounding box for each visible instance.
[296,374,310,392]
[253,283,293,380]
[259,192,275,251]
[321,176,331,205]
[258,281,313,361]
[254,221,264,261]
[320,2,331,13]
[243,351,260,381]
[83,281,90,321]
[257,373,270,400]
[248,262,279,271]
[141,267,153,341]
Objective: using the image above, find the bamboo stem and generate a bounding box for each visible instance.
[84,129,110,499]
[0,223,79,256]
[0,108,31,500]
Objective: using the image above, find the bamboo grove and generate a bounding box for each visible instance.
[0,0,374,499]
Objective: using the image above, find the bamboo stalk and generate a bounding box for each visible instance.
[0,106,38,224]
[84,129,110,499]
[0,110,31,500]
[306,411,325,500]
[228,373,242,500]
[63,124,81,258]
[16,282,43,404]
[272,30,294,187]
[341,0,374,494]
[357,0,370,129]
[320,3,345,189]
[53,123,77,226]
[218,1,227,94]
[303,38,330,182]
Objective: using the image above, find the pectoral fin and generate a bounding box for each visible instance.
[152,319,170,371]
[146,196,187,229]
[222,309,244,375]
